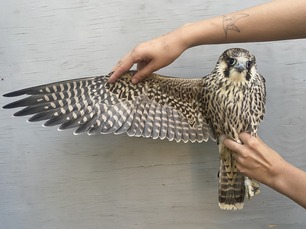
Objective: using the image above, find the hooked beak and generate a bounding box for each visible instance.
[234,62,246,73]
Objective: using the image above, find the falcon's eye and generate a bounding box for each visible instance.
[228,58,236,66]
[246,61,253,69]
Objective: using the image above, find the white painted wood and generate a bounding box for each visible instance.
[1,1,305,228]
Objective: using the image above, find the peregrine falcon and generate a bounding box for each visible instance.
[3,48,266,210]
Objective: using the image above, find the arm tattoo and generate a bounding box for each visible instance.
[223,14,249,38]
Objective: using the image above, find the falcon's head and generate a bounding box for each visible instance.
[216,48,258,83]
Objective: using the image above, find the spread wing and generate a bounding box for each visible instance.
[3,71,215,143]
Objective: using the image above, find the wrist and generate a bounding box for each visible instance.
[176,22,203,49]
[168,26,192,52]
[176,17,225,49]
[267,159,292,190]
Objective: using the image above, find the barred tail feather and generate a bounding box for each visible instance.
[218,159,245,210]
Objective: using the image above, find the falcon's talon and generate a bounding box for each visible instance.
[244,177,261,199]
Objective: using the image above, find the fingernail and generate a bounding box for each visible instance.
[108,76,115,83]
[131,78,138,84]
[220,135,227,143]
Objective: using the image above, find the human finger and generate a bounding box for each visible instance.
[131,62,155,84]
[109,54,135,83]
[238,132,253,144]
[223,138,244,154]
[232,152,238,160]
[136,59,148,71]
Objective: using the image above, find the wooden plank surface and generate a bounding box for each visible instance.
[1,1,305,228]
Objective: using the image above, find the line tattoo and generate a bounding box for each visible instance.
[223,14,249,38]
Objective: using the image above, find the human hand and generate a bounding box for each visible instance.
[109,29,188,84]
[223,132,286,187]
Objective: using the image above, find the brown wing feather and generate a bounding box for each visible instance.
[3,70,214,143]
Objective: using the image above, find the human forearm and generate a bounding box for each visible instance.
[271,161,306,209]
[174,0,306,49]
